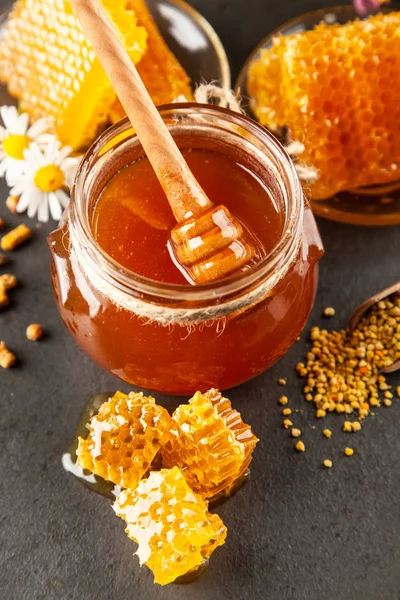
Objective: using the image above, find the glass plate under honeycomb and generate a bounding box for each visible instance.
[0,0,231,129]
[235,6,400,227]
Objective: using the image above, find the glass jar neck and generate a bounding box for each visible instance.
[68,104,304,319]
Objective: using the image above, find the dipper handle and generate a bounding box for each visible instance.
[70,0,213,222]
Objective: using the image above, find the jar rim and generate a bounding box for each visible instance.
[69,103,304,303]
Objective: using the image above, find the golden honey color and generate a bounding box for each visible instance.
[248,12,400,199]
[0,0,147,149]
[113,467,227,585]
[76,391,173,490]
[49,106,323,394]
[162,389,259,499]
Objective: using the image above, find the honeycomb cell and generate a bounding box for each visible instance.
[109,0,193,122]
[161,389,259,499]
[0,0,147,149]
[113,466,227,585]
[247,12,400,199]
[76,391,173,490]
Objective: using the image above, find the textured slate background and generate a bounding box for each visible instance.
[1,1,400,599]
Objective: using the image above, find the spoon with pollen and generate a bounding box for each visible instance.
[70,0,257,284]
[349,280,400,373]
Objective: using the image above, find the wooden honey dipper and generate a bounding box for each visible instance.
[70,0,256,284]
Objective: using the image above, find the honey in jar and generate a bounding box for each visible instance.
[48,104,324,394]
[93,145,279,284]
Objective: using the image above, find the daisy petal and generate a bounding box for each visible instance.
[16,112,29,135]
[27,186,43,218]
[0,125,7,140]
[1,106,17,130]
[5,159,26,185]
[9,169,30,185]
[37,196,49,222]
[61,156,81,169]
[54,145,73,165]
[24,142,46,169]
[63,160,80,187]
[10,177,30,196]
[43,137,60,163]
[27,117,51,138]
[55,189,70,209]
[16,190,33,214]
[48,192,63,220]
[0,156,9,177]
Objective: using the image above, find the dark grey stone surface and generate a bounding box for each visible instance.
[1,1,400,599]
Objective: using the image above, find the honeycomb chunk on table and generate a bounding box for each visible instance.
[247,12,400,199]
[109,0,193,122]
[76,391,172,490]
[0,0,147,150]
[161,389,259,500]
[113,466,227,585]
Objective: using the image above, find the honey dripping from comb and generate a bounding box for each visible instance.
[93,148,279,285]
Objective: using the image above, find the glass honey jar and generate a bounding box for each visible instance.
[48,104,324,395]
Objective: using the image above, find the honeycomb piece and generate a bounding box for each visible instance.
[0,0,147,150]
[161,390,259,499]
[205,389,259,479]
[113,466,227,585]
[245,43,286,131]
[109,0,193,123]
[76,391,172,490]
[247,12,400,199]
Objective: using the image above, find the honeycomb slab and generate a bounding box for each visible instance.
[162,389,259,499]
[113,466,227,585]
[248,12,400,199]
[76,391,172,490]
[109,0,193,122]
[0,0,147,149]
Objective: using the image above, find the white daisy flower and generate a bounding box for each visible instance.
[0,105,52,183]
[8,138,81,223]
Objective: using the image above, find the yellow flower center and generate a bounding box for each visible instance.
[34,165,65,192]
[2,134,31,160]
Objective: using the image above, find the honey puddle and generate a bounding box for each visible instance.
[62,393,123,500]
[62,392,250,583]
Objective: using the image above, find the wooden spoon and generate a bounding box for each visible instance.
[349,280,400,373]
[70,0,256,284]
